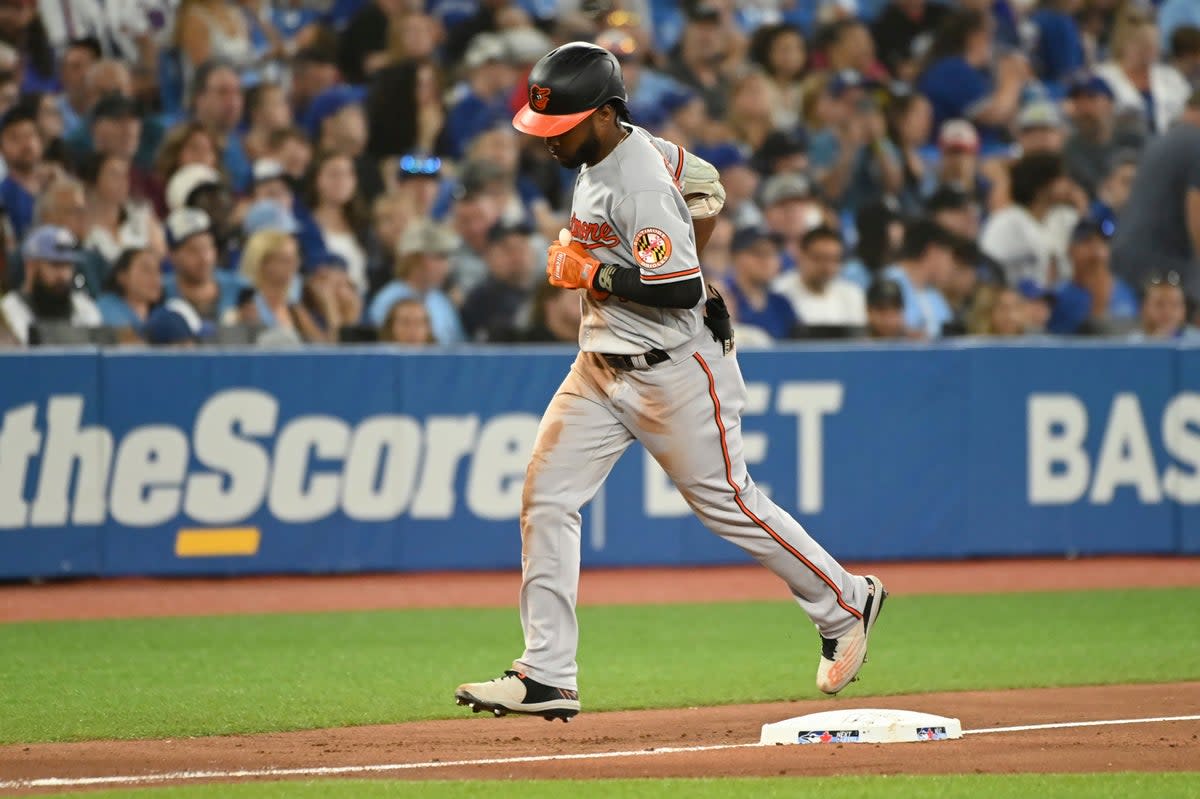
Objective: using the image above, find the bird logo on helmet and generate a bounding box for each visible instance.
[530,85,552,112]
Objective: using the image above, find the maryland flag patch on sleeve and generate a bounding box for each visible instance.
[633,227,672,270]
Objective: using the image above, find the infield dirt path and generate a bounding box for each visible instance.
[2,557,1198,795]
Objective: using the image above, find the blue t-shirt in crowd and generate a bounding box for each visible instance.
[917,57,1004,147]
[368,280,465,344]
[96,293,145,329]
[1047,278,1139,335]
[808,129,901,213]
[0,176,35,241]
[161,271,247,320]
[1030,10,1084,84]
[223,134,252,195]
[882,264,953,338]
[724,280,798,340]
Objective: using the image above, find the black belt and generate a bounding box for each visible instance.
[601,348,670,370]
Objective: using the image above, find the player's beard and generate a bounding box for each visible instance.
[558,130,602,169]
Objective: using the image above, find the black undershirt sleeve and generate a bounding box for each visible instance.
[595,264,702,309]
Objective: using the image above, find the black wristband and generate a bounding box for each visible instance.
[596,264,702,309]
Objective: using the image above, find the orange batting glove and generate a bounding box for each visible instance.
[547,237,609,300]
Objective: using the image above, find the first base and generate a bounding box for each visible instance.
[760,708,962,745]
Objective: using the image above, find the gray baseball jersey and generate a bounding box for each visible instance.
[509,127,876,692]
[569,125,706,355]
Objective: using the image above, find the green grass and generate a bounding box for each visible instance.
[38,774,1200,799]
[2,588,1198,743]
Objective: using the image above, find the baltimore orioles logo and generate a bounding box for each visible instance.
[530,85,551,111]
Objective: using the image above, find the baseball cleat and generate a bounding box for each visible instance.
[815,575,887,695]
[454,670,580,722]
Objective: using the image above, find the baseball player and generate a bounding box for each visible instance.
[455,43,886,722]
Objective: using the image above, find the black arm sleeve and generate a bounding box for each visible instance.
[595,264,703,309]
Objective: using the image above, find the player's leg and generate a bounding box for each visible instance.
[456,358,634,718]
[627,337,883,694]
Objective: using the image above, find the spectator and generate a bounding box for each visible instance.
[751,128,808,178]
[980,152,1076,288]
[1162,1,1200,51]
[1048,218,1138,335]
[152,121,222,213]
[807,70,903,212]
[300,250,363,341]
[81,60,135,115]
[243,82,293,162]
[1028,0,1086,84]
[1,226,101,345]
[368,219,465,344]
[393,153,444,218]
[249,158,293,209]
[96,247,163,333]
[941,237,982,334]
[306,85,383,202]
[1111,92,1200,299]
[337,0,400,84]
[926,186,980,241]
[0,102,46,241]
[367,54,447,160]
[699,146,759,232]
[306,151,369,293]
[1132,274,1200,340]
[228,229,322,341]
[144,299,214,347]
[80,152,165,265]
[1095,10,1190,135]
[597,27,680,125]
[865,277,907,339]
[161,207,243,321]
[932,118,991,209]
[190,60,251,192]
[461,221,535,340]
[822,19,886,82]
[166,163,236,256]
[749,23,808,130]
[514,282,582,344]
[760,173,828,272]
[1063,73,1123,199]
[56,37,101,138]
[448,191,502,297]
[378,295,434,345]
[917,9,1029,147]
[0,70,18,121]
[1015,101,1066,155]
[1170,26,1200,85]
[27,178,110,297]
[882,218,956,338]
[967,284,1026,336]
[265,126,312,182]
[444,34,518,160]
[699,215,734,282]
[774,225,866,328]
[465,126,554,236]
[85,93,142,164]
[723,68,776,153]
[32,92,67,165]
[175,0,257,91]
[872,0,950,81]
[666,2,736,119]
[887,89,934,213]
[843,198,904,289]
[1089,149,1138,238]
[724,226,798,340]
[290,47,340,120]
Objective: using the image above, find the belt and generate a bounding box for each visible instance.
[601,348,670,370]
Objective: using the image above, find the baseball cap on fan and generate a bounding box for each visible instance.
[512,41,628,137]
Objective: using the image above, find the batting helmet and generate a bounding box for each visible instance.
[512,42,628,137]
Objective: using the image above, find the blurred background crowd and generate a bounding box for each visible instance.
[1,0,1199,348]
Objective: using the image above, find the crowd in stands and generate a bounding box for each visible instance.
[2,0,1200,349]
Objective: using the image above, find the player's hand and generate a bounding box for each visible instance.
[548,229,609,300]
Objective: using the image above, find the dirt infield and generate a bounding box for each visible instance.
[2,557,1198,794]
[2,683,1198,794]
[4,556,1199,622]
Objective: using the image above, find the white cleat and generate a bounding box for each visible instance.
[816,575,887,695]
